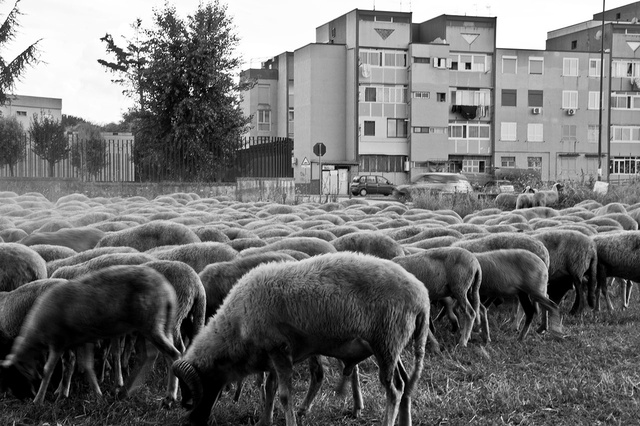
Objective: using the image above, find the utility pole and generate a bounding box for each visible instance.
[597,0,606,181]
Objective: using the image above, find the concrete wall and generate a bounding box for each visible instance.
[0,177,295,203]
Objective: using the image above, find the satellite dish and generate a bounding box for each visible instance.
[595,30,602,40]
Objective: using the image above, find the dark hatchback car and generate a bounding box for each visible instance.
[350,175,395,196]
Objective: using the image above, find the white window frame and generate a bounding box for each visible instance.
[589,58,601,77]
[500,122,517,141]
[529,57,544,75]
[502,56,517,74]
[612,60,640,78]
[501,156,516,168]
[562,90,578,109]
[588,91,601,110]
[611,126,640,143]
[527,123,544,142]
[527,156,542,171]
[450,89,491,106]
[257,109,271,131]
[611,92,640,110]
[563,58,579,76]
[562,124,577,141]
[448,122,490,140]
[588,125,600,144]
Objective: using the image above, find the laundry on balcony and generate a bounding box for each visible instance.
[458,105,477,120]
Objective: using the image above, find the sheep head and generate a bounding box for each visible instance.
[0,352,39,401]
[173,359,229,426]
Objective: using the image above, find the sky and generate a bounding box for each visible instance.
[2,0,633,125]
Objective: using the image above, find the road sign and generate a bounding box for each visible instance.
[313,143,326,157]
[301,157,310,167]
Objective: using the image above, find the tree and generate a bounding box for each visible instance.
[98,1,253,182]
[0,115,24,175]
[28,113,67,177]
[0,0,41,106]
[69,123,107,180]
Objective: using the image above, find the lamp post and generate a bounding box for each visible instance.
[597,0,605,181]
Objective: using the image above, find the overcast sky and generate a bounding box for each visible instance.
[2,0,631,125]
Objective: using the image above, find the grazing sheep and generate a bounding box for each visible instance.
[393,247,482,346]
[0,228,28,242]
[142,260,207,405]
[95,220,201,251]
[331,231,404,260]
[592,231,640,311]
[238,236,337,259]
[532,183,563,207]
[474,249,564,341]
[515,191,537,210]
[404,236,459,250]
[18,227,106,252]
[0,243,47,292]
[452,233,550,268]
[496,186,536,210]
[148,242,238,273]
[173,252,430,426]
[2,265,181,404]
[46,246,140,276]
[50,252,156,280]
[198,252,297,319]
[25,244,77,263]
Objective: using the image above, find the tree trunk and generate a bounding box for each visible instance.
[48,162,55,177]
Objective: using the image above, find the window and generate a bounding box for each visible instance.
[387,119,408,138]
[611,157,640,175]
[589,58,601,77]
[611,92,640,109]
[612,60,640,78]
[562,124,577,141]
[449,124,465,138]
[501,156,516,168]
[571,40,577,50]
[501,122,517,141]
[16,111,27,116]
[462,159,485,173]
[414,126,447,134]
[611,126,640,143]
[433,57,448,68]
[257,110,271,131]
[365,87,377,102]
[288,108,294,122]
[414,57,430,64]
[383,51,407,67]
[437,92,446,102]
[449,53,489,72]
[529,57,544,75]
[527,123,544,142]
[562,91,578,109]
[501,89,517,107]
[528,156,542,171]
[563,58,579,76]
[588,92,601,110]
[448,123,490,140]
[588,125,600,144]
[528,90,543,107]
[359,50,382,66]
[359,155,406,172]
[364,121,375,136]
[450,89,491,106]
[502,56,517,74]
[412,91,430,99]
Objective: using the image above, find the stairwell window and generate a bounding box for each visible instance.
[257,110,271,131]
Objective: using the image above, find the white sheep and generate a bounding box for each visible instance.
[452,233,550,268]
[0,243,47,292]
[393,247,482,346]
[19,226,106,252]
[172,252,430,426]
[95,220,201,251]
[473,249,564,341]
[50,252,156,279]
[148,242,238,273]
[515,186,538,209]
[1,265,181,404]
[331,231,405,259]
[532,182,563,207]
[46,246,140,276]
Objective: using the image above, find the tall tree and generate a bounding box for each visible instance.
[28,113,67,177]
[0,0,41,106]
[69,122,107,181]
[0,115,24,175]
[98,1,253,182]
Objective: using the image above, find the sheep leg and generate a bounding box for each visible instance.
[112,337,124,387]
[378,353,404,426]
[77,343,103,400]
[54,349,76,401]
[99,339,111,383]
[257,370,277,426]
[516,293,537,341]
[624,280,634,309]
[396,359,412,426]
[334,360,364,417]
[453,292,475,347]
[33,347,63,404]
[269,348,297,426]
[163,334,187,407]
[120,339,159,398]
[478,304,491,344]
[298,355,325,417]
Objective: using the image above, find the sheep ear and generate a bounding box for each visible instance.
[2,356,14,368]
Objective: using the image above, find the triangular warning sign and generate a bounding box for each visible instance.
[301,157,310,166]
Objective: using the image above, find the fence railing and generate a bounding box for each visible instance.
[0,135,293,182]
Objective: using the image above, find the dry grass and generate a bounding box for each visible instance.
[2,286,640,426]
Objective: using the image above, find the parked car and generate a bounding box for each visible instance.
[350,175,396,196]
[482,179,515,194]
[393,172,473,202]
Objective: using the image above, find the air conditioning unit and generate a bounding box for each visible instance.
[566,108,576,116]
[532,107,542,114]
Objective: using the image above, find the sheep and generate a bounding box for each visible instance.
[46,246,140,276]
[95,220,201,251]
[25,244,77,263]
[532,182,563,207]
[148,242,238,273]
[142,260,207,405]
[18,227,106,252]
[1,265,181,404]
[50,252,156,279]
[515,189,537,209]
[496,186,536,210]
[0,243,47,292]
[331,231,404,260]
[452,233,550,268]
[473,249,564,341]
[173,252,430,426]
[393,247,482,346]
[592,231,640,311]
[238,236,337,259]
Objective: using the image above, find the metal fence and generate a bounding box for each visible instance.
[0,134,293,182]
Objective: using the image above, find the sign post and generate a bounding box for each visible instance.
[313,143,326,197]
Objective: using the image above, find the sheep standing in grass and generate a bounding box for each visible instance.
[173,252,430,426]
[533,183,563,207]
[474,249,564,341]
[1,265,181,404]
[393,247,482,346]
[515,186,538,209]
[592,231,640,311]
[0,243,47,292]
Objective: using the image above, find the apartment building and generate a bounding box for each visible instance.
[0,94,63,129]
[241,2,640,192]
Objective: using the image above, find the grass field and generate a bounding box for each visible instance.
[2,285,639,426]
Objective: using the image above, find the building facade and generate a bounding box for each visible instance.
[241,2,640,192]
[0,94,63,129]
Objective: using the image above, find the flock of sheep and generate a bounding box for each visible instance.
[0,188,638,426]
